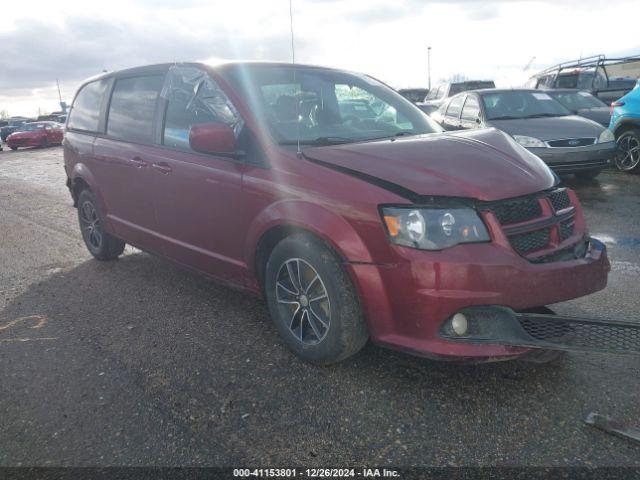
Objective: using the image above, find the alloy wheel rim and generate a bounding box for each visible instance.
[616,133,640,171]
[275,258,331,345]
[79,200,103,250]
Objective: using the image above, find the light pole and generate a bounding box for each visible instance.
[427,46,432,90]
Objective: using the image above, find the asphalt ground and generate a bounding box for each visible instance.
[0,145,639,467]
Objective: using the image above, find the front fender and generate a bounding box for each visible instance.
[244,199,375,271]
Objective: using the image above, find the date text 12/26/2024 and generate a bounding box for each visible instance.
[233,468,400,478]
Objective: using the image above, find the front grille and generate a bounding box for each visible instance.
[549,189,571,212]
[491,197,542,225]
[546,137,596,148]
[559,218,575,241]
[518,316,640,354]
[510,228,551,254]
[529,240,587,264]
[485,188,579,262]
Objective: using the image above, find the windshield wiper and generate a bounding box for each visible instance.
[280,136,355,146]
[488,115,522,120]
[524,113,568,118]
[365,130,419,141]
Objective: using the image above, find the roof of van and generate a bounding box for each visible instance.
[81,61,354,84]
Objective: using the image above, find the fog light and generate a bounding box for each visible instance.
[451,313,468,336]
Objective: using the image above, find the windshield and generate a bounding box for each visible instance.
[23,123,45,131]
[220,65,441,145]
[556,69,609,90]
[481,91,571,120]
[549,91,606,110]
[449,81,495,96]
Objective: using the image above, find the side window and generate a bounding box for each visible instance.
[107,75,164,143]
[68,79,109,132]
[446,95,465,118]
[461,95,480,121]
[161,66,244,151]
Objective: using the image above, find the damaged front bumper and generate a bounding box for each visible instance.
[440,305,640,355]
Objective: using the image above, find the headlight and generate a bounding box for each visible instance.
[513,135,546,148]
[598,129,614,143]
[381,207,490,250]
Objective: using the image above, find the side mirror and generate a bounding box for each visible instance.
[189,123,236,155]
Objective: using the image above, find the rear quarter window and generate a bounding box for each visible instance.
[68,79,110,132]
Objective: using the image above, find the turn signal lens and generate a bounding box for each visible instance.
[383,215,401,237]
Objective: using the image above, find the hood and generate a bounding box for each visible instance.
[576,107,611,127]
[8,130,41,139]
[302,128,556,201]
[487,115,604,141]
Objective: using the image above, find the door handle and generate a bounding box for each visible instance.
[130,156,148,168]
[151,162,172,174]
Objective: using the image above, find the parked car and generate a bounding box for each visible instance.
[610,79,640,172]
[397,88,429,104]
[420,80,495,114]
[0,118,28,142]
[6,121,64,150]
[64,62,609,364]
[431,89,616,178]
[338,100,378,121]
[546,89,610,127]
[527,54,640,104]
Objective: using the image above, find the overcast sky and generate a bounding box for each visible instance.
[1,0,639,117]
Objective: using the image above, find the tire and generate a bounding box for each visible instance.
[575,169,601,180]
[264,233,368,364]
[40,137,49,148]
[10,147,17,151]
[615,128,640,172]
[77,189,125,260]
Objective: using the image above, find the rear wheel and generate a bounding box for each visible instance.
[40,137,49,148]
[10,147,17,151]
[615,128,640,172]
[264,234,368,364]
[77,189,125,260]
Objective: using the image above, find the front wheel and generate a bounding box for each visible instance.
[77,189,125,260]
[615,128,640,172]
[265,234,368,364]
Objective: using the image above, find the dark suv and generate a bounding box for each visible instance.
[64,62,609,364]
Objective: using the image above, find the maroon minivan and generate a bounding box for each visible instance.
[64,62,610,364]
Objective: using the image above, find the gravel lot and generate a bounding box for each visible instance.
[0,145,639,467]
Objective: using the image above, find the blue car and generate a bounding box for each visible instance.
[610,79,640,172]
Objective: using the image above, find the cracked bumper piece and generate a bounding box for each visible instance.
[440,306,640,355]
